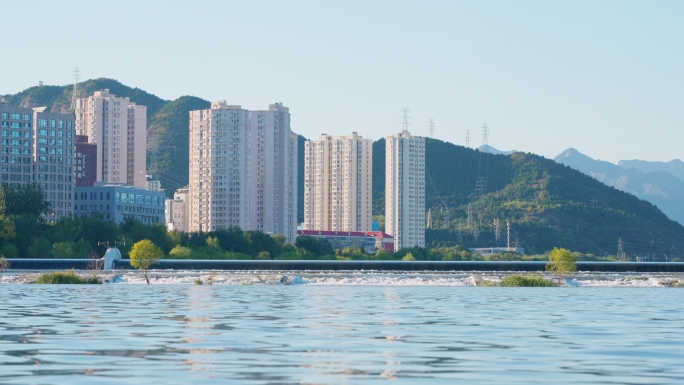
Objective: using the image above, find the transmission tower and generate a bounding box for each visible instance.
[617,238,626,260]
[428,119,435,138]
[475,177,487,197]
[457,223,463,243]
[472,224,479,244]
[71,67,81,110]
[481,124,490,152]
[465,130,470,148]
[401,108,411,131]
[443,206,450,229]
[426,208,432,229]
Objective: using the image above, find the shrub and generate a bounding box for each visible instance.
[168,245,192,259]
[500,274,557,287]
[402,253,416,261]
[36,269,100,284]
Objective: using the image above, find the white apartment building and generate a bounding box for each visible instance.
[304,132,372,232]
[165,186,189,232]
[75,89,146,188]
[188,102,298,242]
[385,130,425,250]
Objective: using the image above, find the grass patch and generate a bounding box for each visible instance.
[500,274,557,287]
[36,269,101,284]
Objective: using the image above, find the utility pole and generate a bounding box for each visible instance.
[494,219,501,243]
[467,203,472,227]
[507,221,510,248]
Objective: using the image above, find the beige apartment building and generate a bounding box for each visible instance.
[75,89,146,188]
[304,132,372,231]
[385,130,425,250]
[188,102,298,243]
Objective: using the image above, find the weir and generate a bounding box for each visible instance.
[6,259,684,272]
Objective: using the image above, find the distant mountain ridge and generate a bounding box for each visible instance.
[554,148,684,225]
[618,159,684,182]
[477,144,516,155]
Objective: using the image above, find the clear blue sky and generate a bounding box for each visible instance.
[2,0,682,163]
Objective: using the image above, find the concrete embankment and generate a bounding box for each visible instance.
[8,259,684,272]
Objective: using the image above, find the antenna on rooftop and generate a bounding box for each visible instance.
[428,119,435,138]
[71,67,81,110]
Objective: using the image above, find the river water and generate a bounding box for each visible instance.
[1,274,684,384]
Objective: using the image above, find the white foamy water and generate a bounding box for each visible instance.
[6,270,682,287]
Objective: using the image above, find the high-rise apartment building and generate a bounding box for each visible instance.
[385,130,425,250]
[1,105,76,222]
[304,132,372,231]
[75,89,146,188]
[188,102,298,242]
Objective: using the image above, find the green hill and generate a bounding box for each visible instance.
[372,138,684,256]
[147,96,210,195]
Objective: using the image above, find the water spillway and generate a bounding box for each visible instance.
[6,259,684,272]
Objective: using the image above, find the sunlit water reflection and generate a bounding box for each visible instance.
[1,285,683,384]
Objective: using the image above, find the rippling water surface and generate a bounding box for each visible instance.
[1,285,684,384]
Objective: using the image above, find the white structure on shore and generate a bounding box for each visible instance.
[75,89,147,188]
[385,130,425,250]
[188,101,298,242]
[304,132,372,231]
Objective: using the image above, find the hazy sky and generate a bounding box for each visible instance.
[2,0,682,163]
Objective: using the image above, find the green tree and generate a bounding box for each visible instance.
[168,245,192,259]
[0,244,18,259]
[402,252,416,261]
[0,183,51,218]
[256,251,271,260]
[27,236,51,258]
[546,247,577,285]
[129,239,164,284]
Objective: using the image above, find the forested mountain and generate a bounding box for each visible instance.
[372,139,684,257]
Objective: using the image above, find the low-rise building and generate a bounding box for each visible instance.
[297,230,394,254]
[74,182,165,224]
[165,186,189,232]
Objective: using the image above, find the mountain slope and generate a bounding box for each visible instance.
[147,96,211,195]
[373,139,684,256]
[555,148,684,225]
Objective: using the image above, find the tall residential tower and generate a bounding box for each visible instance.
[385,130,425,250]
[304,132,372,231]
[75,89,146,187]
[188,102,298,242]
